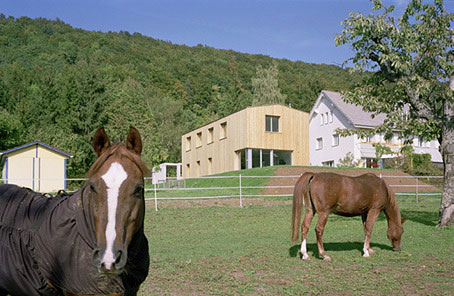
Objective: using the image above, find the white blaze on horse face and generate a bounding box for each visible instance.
[101,162,127,270]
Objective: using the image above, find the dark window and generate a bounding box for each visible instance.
[266,115,279,132]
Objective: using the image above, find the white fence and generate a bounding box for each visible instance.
[1,174,443,211]
[144,174,443,211]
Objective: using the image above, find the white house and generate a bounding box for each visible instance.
[309,90,442,168]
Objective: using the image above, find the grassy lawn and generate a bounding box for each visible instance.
[139,194,454,295]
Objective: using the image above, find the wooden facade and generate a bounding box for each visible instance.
[1,142,72,192]
[181,105,309,178]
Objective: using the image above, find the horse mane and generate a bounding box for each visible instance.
[86,142,151,179]
[382,179,403,224]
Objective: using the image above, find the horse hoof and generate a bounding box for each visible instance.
[323,256,331,261]
[363,253,370,258]
[302,254,310,261]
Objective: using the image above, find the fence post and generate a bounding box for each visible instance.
[416,177,419,204]
[239,174,243,208]
[154,183,158,211]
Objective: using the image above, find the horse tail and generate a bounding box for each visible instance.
[291,172,315,242]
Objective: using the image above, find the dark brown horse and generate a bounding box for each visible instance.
[291,172,406,261]
[0,127,150,295]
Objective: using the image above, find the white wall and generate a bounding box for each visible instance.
[309,98,356,166]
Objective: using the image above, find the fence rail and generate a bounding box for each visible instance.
[1,174,443,210]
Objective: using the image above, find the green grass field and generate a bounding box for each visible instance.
[138,193,454,295]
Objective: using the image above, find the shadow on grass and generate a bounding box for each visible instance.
[289,241,393,258]
[328,209,438,226]
[401,210,438,227]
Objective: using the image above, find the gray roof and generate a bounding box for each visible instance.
[321,90,386,127]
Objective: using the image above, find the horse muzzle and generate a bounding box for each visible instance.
[393,246,402,252]
[93,247,127,275]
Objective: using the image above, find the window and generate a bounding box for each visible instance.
[320,114,324,125]
[207,157,212,175]
[240,148,291,169]
[220,122,227,139]
[185,136,191,151]
[265,115,279,132]
[316,137,323,150]
[364,135,374,142]
[329,111,333,123]
[415,137,430,148]
[185,164,190,178]
[207,127,214,144]
[332,134,339,147]
[196,160,200,177]
[325,112,328,125]
[322,160,334,167]
[196,132,202,147]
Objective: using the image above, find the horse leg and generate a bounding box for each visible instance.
[361,213,372,254]
[362,209,380,257]
[315,211,330,261]
[300,208,314,260]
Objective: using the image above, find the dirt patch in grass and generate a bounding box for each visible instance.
[265,167,440,196]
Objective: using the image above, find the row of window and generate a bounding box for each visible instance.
[320,111,334,125]
[316,134,339,150]
[360,134,433,148]
[185,157,214,177]
[186,122,227,151]
[316,134,435,151]
[185,115,281,151]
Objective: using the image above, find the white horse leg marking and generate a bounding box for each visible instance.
[301,239,309,260]
[363,241,370,257]
[101,162,127,270]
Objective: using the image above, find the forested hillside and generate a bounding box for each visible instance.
[0,15,363,177]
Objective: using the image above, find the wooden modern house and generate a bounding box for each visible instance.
[1,142,72,192]
[181,104,309,178]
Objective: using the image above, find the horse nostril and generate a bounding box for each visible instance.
[115,250,123,265]
[93,248,101,262]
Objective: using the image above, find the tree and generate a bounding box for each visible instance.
[336,0,454,226]
[338,152,361,168]
[251,63,287,106]
[0,109,23,151]
[373,143,393,166]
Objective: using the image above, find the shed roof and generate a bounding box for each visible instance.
[0,142,73,158]
[313,90,387,128]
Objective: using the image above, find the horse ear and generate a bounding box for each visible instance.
[401,216,407,224]
[126,126,142,155]
[93,127,111,157]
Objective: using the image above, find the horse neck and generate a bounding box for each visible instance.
[384,192,402,227]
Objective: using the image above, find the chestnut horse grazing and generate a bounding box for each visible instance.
[291,172,406,261]
[0,127,150,295]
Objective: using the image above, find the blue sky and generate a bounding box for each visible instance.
[2,0,453,65]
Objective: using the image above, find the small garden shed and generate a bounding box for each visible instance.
[0,142,72,192]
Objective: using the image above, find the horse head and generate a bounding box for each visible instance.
[387,216,407,252]
[87,127,149,275]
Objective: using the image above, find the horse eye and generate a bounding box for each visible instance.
[133,185,144,197]
[90,183,97,193]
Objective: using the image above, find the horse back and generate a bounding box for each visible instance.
[310,173,389,216]
[0,184,59,231]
